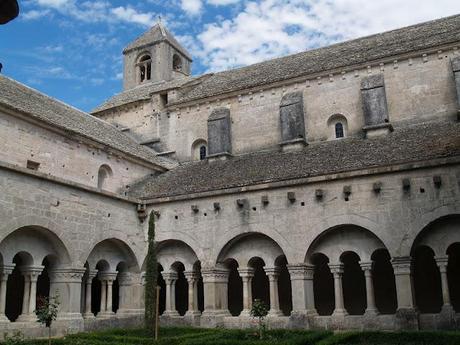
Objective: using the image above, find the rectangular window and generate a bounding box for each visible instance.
[26,160,40,171]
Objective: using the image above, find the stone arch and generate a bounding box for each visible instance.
[97,164,113,190]
[305,224,386,264]
[173,54,182,71]
[0,225,71,267]
[0,216,75,263]
[399,208,460,256]
[151,239,199,272]
[327,113,348,140]
[216,232,285,268]
[137,52,152,82]
[86,238,139,273]
[410,214,460,257]
[191,138,207,161]
[304,214,389,261]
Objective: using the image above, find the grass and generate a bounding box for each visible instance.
[2,327,460,345]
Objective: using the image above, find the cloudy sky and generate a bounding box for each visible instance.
[2,1,460,112]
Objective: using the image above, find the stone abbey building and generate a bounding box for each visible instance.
[0,14,460,338]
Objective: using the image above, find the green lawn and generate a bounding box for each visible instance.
[3,327,460,345]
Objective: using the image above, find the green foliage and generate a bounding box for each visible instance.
[35,293,60,328]
[3,331,24,345]
[144,210,158,334]
[3,327,460,345]
[250,299,269,339]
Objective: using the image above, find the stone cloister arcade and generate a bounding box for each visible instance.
[154,215,460,329]
[0,215,458,330]
[0,226,143,325]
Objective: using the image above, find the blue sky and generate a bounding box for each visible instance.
[1,1,460,112]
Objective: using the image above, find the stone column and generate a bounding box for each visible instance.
[0,264,15,322]
[117,272,133,315]
[17,266,43,322]
[391,256,418,330]
[83,270,98,319]
[98,272,117,318]
[48,268,86,321]
[162,271,179,317]
[287,264,316,317]
[237,267,254,317]
[435,257,452,308]
[264,267,283,317]
[99,279,107,317]
[200,267,230,326]
[329,264,347,317]
[360,262,378,315]
[184,271,200,317]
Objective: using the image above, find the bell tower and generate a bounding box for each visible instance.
[122,21,192,90]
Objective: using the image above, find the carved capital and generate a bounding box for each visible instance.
[98,271,118,282]
[328,263,344,275]
[287,264,315,280]
[1,264,15,277]
[391,256,412,275]
[359,261,373,272]
[201,267,229,283]
[183,271,199,283]
[162,271,178,284]
[435,256,449,272]
[20,265,44,281]
[237,267,254,279]
[49,268,86,283]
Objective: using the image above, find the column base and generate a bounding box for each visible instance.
[0,314,9,323]
[267,310,284,317]
[97,311,115,319]
[332,309,348,317]
[83,312,95,319]
[185,310,201,318]
[16,314,38,323]
[439,304,456,329]
[364,309,379,317]
[395,308,419,330]
[162,310,180,318]
[239,309,251,317]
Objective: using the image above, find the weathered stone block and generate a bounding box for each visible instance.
[361,74,390,126]
[451,57,460,110]
[279,92,307,145]
[207,108,232,157]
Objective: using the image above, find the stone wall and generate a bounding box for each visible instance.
[0,110,156,194]
[98,47,459,162]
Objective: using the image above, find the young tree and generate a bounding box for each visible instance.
[144,210,158,335]
[35,293,60,345]
[250,299,269,339]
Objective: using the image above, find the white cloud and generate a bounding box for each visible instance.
[30,0,157,26]
[207,0,240,5]
[181,0,203,15]
[192,0,460,72]
[111,6,157,26]
[22,9,51,20]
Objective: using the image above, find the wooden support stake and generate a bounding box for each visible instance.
[155,285,160,340]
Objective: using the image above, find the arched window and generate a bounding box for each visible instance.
[335,123,344,138]
[138,54,151,83]
[173,54,182,71]
[327,114,348,140]
[199,146,206,160]
[191,139,207,161]
[97,164,113,190]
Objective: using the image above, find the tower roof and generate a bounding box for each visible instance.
[123,22,192,60]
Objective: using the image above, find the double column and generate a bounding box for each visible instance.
[0,265,15,322]
[83,270,98,319]
[435,256,453,311]
[184,271,200,317]
[237,267,254,317]
[329,264,347,317]
[97,271,117,318]
[17,265,44,322]
[162,271,179,317]
[359,262,378,315]
[264,267,283,317]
